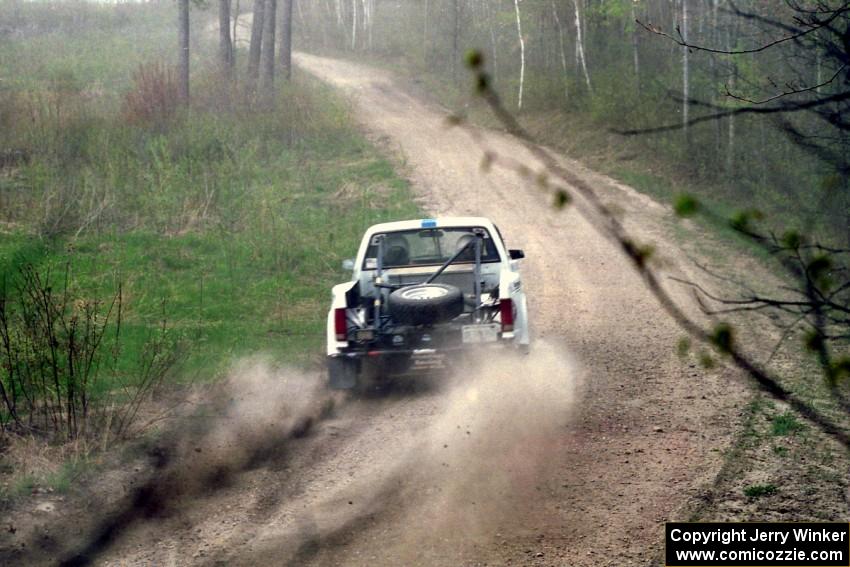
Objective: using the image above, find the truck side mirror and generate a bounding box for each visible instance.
[509,249,525,260]
[342,258,355,270]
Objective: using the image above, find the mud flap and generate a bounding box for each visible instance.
[328,356,358,390]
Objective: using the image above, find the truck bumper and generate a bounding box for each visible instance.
[329,340,523,376]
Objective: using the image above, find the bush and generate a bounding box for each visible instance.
[122,62,181,131]
[0,261,180,441]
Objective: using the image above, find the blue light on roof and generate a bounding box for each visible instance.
[421,219,437,228]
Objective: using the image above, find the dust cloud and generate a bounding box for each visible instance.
[186,357,335,473]
[390,340,580,559]
[59,358,336,566]
[61,347,579,566]
[269,340,581,566]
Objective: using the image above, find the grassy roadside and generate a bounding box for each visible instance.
[0,2,419,499]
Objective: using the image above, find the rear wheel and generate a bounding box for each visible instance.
[355,356,410,391]
[327,356,358,390]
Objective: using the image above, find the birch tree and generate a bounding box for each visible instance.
[219,0,234,75]
[488,1,499,83]
[361,0,374,51]
[351,0,357,50]
[452,0,460,84]
[335,0,343,28]
[573,0,592,93]
[631,0,639,79]
[725,20,736,176]
[423,0,430,60]
[514,0,526,109]
[232,0,241,58]
[551,0,568,102]
[260,0,277,94]
[279,0,293,80]
[247,0,266,83]
[178,0,190,102]
[681,0,690,140]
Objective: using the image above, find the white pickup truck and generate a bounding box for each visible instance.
[326,217,529,389]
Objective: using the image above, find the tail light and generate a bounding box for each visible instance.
[499,299,514,332]
[334,308,348,341]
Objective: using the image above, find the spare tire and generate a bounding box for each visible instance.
[387,283,464,326]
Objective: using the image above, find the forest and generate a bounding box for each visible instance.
[293,0,848,245]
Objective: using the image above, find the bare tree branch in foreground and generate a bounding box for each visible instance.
[458,51,850,450]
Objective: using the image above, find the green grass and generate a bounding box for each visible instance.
[772,445,789,456]
[1,457,89,500]
[0,1,421,432]
[743,483,778,499]
[1,99,419,384]
[771,412,805,437]
[44,137,418,382]
[0,1,182,94]
[41,459,87,494]
[10,475,36,499]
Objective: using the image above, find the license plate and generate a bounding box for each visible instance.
[412,350,445,369]
[462,324,500,344]
[355,329,375,342]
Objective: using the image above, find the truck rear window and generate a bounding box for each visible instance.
[363,227,501,269]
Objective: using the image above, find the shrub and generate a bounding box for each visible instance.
[122,62,181,131]
[0,261,180,441]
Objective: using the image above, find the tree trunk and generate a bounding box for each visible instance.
[232,0,241,62]
[724,4,736,176]
[219,0,234,75]
[816,44,823,94]
[248,0,266,83]
[538,8,546,71]
[279,0,293,80]
[552,0,568,102]
[351,0,357,50]
[423,0,429,62]
[513,0,525,110]
[317,0,330,47]
[711,0,720,151]
[842,138,850,247]
[574,0,592,93]
[294,0,305,40]
[682,0,690,141]
[178,0,190,102]
[726,61,736,175]
[260,0,277,95]
[488,1,498,84]
[631,0,639,81]
[334,0,346,49]
[759,118,767,187]
[451,0,459,85]
[362,0,373,51]
[368,0,374,51]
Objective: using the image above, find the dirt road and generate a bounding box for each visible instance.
[38,55,746,566]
